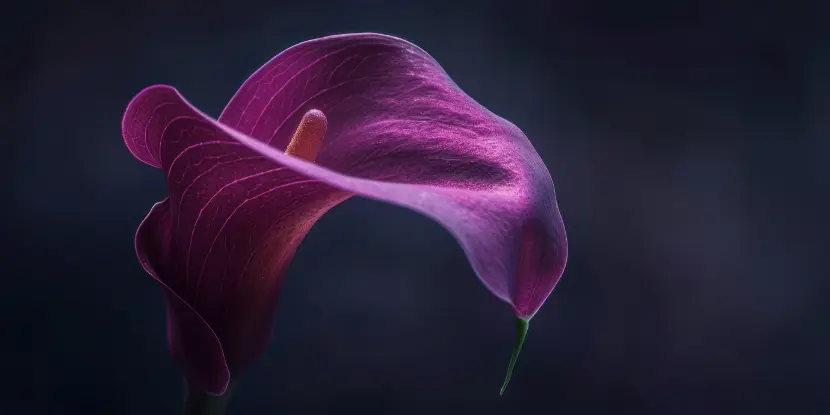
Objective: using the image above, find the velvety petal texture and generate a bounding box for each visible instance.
[122,33,567,395]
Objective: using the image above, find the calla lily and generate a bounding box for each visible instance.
[122,33,567,407]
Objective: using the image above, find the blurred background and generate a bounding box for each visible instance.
[3,0,828,413]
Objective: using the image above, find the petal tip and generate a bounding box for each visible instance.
[121,84,185,168]
[499,316,530,395]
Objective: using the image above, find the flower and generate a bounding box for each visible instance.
[122,33,568,396]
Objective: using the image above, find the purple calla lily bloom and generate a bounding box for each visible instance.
[122,33,567,404]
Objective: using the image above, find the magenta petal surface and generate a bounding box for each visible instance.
[135,199,230,394]
[122,33,567,394]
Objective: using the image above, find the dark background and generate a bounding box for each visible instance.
[4,0,829,413]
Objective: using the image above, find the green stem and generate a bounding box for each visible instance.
[499,316,529,395]
[184,381,233,415]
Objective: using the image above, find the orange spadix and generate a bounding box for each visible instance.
[284,109,327,162]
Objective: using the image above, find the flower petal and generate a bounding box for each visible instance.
[122,33,567,388]
[135,198,230,395]
[219,33,568,317]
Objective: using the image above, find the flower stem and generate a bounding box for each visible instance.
[184,381,233,415]
[499,316,529,395]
